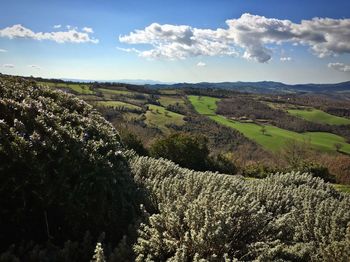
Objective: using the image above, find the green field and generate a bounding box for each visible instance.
[96,101,142,110]
[158,96,185,107]
[188,95,350,153]
[288,108,350,125]
[145,104,185,133]
[188,95,220,115]
[97,88,132,95]
[39,81,94,95]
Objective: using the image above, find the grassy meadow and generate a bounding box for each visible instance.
[96,100,142,110]
[145,104,185,133]
[189,95,350,153]
[288,108,350,125]
[39,81,94,94]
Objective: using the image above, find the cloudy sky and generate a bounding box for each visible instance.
[0,0,350,83]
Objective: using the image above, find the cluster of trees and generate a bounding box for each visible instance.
[120,132,236,174]
[217,96,330,133]
[265,94,350,119]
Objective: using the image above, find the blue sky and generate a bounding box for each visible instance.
[0,0,350,83]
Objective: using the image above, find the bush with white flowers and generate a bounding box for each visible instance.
[0,76,138,254]
[129,155,350,261]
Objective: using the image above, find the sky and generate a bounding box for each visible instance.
[0,0,350,84]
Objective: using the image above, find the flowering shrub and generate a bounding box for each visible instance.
[0,76,138,256]
[129,155,350,261]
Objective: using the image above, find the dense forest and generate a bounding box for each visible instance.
[1,75,350,261]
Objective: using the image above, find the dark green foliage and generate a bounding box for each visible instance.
[0,76,138,256]
[120,130,148,156]
[207,153,237,175]
[297,162,335,183]
[241,163,278,178]
[149,133,210,171]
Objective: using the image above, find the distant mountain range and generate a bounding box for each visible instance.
[146,81,350,94]
[25,75,350,94]
[60,78,174,85]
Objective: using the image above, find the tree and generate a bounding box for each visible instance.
[280,139,311,168]
[150,133,209,171]
[260,125,267,135]
[120,130,148,156]
[334,143,343,152]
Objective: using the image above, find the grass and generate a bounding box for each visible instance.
[333,184,350,194]
[288,108,350,125]
[39,81,94,95]
[96,101,142,110]
[97,88,132,95]
[188,95,350,153]
[188,95,220,115]
[158,96,185,107]
[159,89,178,95]
[145,104,185,133]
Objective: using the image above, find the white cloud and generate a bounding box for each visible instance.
[328,62,350,72]
[280,57,292,62]
[116,46,140,54]
[0,48,7,52]
[120,13,350,63]
[82,27,94,33]
[28,64,41,70]
[0,24,99,44]
[53,24,61,29]
[197,61,206,67]
[119,23,238,60]
[2,64,14,68]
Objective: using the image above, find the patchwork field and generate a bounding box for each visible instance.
[189,95,350,153]
[158,96,185,107]
[287,108,350,125]
[39,81,94,94]
[96,100,142,110]
[145,104,185,133]
[97,88,133,95]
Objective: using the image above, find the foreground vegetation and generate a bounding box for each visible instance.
[1,76,350,261]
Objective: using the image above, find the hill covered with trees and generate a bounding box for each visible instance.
[0,75,350,261]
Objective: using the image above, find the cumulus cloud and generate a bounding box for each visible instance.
[28,64,41,70]
[328,62,350,72]
[53,24,61,29]
[280,57,292,62]
[197,61,206,67]
[119,13,350,62]
[0,24,98,44]
[0,48,7,52]
[119,23,237,60]
[82,27,94,33]
[2,64,14,68]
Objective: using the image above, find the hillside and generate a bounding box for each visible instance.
[15,76,348,186]
[147,80,350,94]
[1,75,350,261]
[32,76,350,154]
